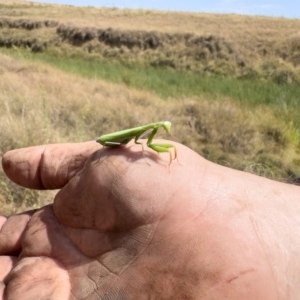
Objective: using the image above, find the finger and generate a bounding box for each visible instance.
[0,217,7,230]
[2,142,100,190]
[0,211,35,255]
[0,256,18,282]
[5,257,70,300]
[0,281,4,300]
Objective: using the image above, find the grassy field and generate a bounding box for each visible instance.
[0,1,300,215]
[2,48,300,109]
[1,1,300,82]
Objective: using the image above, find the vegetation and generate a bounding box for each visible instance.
[0,1,300,214]
[1,2,300,83]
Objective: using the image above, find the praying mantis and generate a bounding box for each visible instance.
[96,121,178,165]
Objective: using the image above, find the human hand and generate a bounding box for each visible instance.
[1,141,300,299]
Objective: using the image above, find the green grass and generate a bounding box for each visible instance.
[1,47,300,125]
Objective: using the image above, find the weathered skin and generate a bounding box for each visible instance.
[1,140,300,300]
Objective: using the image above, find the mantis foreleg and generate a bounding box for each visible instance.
[146,127,177,165]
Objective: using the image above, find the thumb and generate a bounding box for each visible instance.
[1,142,100,189]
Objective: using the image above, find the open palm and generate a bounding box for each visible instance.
[1,141,300,299]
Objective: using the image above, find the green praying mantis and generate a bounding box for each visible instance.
[96,121,178,165]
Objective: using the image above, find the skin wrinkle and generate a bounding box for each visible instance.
[249,215,280,300]
[66,151,90,185]
[94,289,103,300]
[227,268,256,283]
[94,260,118,278]
[8,260,59,300]
[41,143,100,190]
[29,222,47,237]
[104,287,128,300]
[86,224,160,298]
[70,289,77,300]
[38,146,47,190]
[10,258,41,280]
[56,176,85,220]
[96,224,158,279]
[74,152,89,173]
[14,159,31,186]
[85,272,98,291]
[91,144,111,168]
[116,222,159,276]
[156,208,206,246]
[66,155,77,182]
[86,265,121,299]
[47,225,83,266]
[2,257,17,284]
[50,147,70,190]
[53,156,61,191]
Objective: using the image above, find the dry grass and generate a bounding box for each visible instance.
[1,53,300,214]
[0,3,300,80]
[1,1,299,40]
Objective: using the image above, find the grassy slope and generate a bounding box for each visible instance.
[0,1,300,214]
[1,2,300,81]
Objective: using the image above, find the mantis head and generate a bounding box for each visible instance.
[162,121,172,133]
